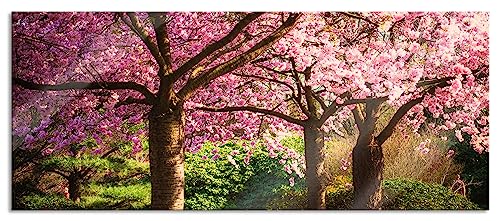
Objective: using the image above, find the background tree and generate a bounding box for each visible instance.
[191,12,489,209]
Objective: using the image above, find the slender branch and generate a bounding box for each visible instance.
[375,96,423,145]
[115,97,151,107]
[48,168,70,180]
[14,32,70,52]
[375,80,452,145]
[288,58,312,118]
[13,77,155,102]
[340,96,389,106]
[178,13,302,100]
[197,105,304,126]
[311,91,327,111]
[256,64,293,76]
[339,12,379,27]
[231,72,296,93]
[121,13,167,72]
[170,13,264,82]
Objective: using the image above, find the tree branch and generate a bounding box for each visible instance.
[375,96,423,145]
[13,77,155,102]
[339,12,379,27]
[375,80,451,145]
[231,72,296,93]
[115,97,151,107]
[197,105,305,126]
[170,12,264,82]
[149,12,173,74]
[121,13,167,73]
[178,13,302,100]
[48,168,70,180]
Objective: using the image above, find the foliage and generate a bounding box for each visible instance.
[42,154,149,177]
[184,141,283,210]
[382,179,479,210]
[20,193,81,210]
[279,135,304,154]
[267,177,479,210]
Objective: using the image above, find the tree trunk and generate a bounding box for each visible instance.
[148,106,185,209]
[68,173,82,202]
[304,124,326,209]
[352,134,383,209]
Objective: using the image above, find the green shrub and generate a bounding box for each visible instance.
[382,179,479,210]
[184,141,282,210]
[268,178,479,210]
[280,135,304,154]
[20,193,81,209]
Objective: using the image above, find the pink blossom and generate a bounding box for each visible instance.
[446,150,455,158]
[243,155,250,165]
[211,154,220,161]
[227,155,238,167]
[42,148,54,156]
[421,147,430,154]
[268,149,277,158]
[211,148,219,154]
[455,130,464,142]
[201,155,208,160]
[24,134,35,144]
[289,177,295,187]
[340,158,351,171]
[445,121,456,130]
[92,148,102,155]
[131,136,140,144]
[408,42,420,53]
[230,149,240,156]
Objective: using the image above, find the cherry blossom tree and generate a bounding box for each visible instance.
[193,12,489,209]
[12,12,301,209]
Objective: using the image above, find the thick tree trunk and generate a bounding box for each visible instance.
[68,173,82,202]
[148,106,185,209]
[352,134,383,209]
[304,125,326,209]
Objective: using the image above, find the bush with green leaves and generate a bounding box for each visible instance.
[382,179,479,210]
[184,141,284,209]
[268,178,479,210]
[279,135,304,154]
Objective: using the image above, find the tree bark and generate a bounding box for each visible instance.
[352,136,384,209]
[68,173,82,202]
[351,100,384,210]
[148,105,185,209]
[352,134,383,209]
[304,124,326,209]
